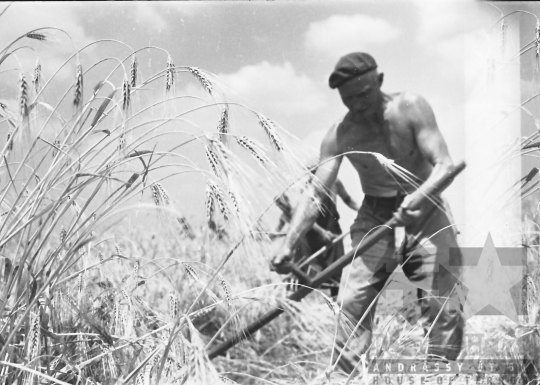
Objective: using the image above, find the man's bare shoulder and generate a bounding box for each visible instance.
[392,92,431,115]
[320,119,345,156]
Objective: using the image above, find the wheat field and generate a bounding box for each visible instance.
[1,3,540,385]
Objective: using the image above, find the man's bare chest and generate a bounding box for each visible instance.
[337,118,418,167]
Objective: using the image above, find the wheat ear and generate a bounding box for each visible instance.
[236,136,271,165]
[217,107,229,143]
[208,180,229,220]
[205,145,221,178]
[122,77,131,110]
[256,113,284,151]
[74,62,83,108]
[188,67,213,94]
[26,32,46,41]
[166,54,174,92]
[169,292,179,319]
[6,131,13,151]
[218,275,233,312]
[18,72,28,118]
[130,56,138,88]
[33,58,41,94]
[205,185,215,224]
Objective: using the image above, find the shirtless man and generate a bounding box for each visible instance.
[271,52,464,370]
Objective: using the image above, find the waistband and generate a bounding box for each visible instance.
[363,194,404,210]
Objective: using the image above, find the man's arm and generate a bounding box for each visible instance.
[271,124,342,272]
[397,94,453,223]
[335,179,360,211]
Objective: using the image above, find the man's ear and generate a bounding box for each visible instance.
[378,72,384,87]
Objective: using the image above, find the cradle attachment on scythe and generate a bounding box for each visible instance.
[207,162,466,360]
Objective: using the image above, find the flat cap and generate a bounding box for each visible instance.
[328,52,378,89]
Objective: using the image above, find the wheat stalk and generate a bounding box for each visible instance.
[220,376,237,384]
[164,357,175,377]
[118,123,126,153]
[6,131,13,151]
[98,251,104,268]
[49,357,60,371]
[122,77,131,110]
[60,227,67,245]
[169,292,179,319]
[218,274,233,312]
[217,107,229,143]
[178,335,188,367]
[526,274,538,324]
[27,311,40,360]
[153,353,162,368]
[77,273,83,293]
[188,67,212,94]
[121,288,132,309]
[18,72,28,118]
[499,19,508,54]
[77,273,84,306]
[151,183,170,207]
[144,361,153,385]
[51,290,60,316]
[536,20,540,65]
[74,61,83,108]
[205,145,222,179]
[236,136,271,165]
[208,136,233,177]
[256,113,284,151]
[205,185,215,224]
[33,58,41,94]
[194,305,219,320]
[207,180,229,221]
[227,189,240,215]
[166,54,174,92]
[176,215,194,238]
[151,184,160,206]
[320,292,339,316]
[130,56,138,88]
[113,301,122,335]
[157,183,170,205]
[136,371,144,385]
[133,260,139,277]
[26,32,46,41]
[183,263,200,281]
[104,345,117,378]
[52,139,60,158]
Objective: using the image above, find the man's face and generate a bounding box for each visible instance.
[338,71,381,115]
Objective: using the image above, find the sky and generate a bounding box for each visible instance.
[1,1,538,244]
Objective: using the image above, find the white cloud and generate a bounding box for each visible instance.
[0,3,97,86]
[413,0,491,44]
[134,3,168,31]
[217,61,327,116]
[414,0,467,43]
[412,1,495,77]
[305,14,399,57]
[1,3,94,53]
